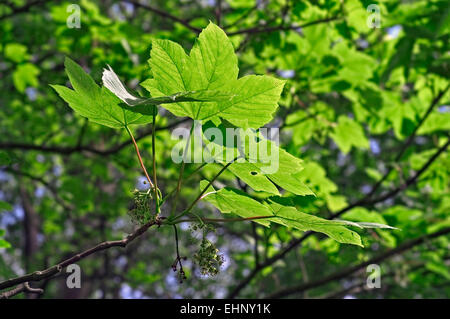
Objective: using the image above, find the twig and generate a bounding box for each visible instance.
[0,118,189,156]
[365,84,449,199]
[174,157,239,221]
[0,0,47,21]
[227,16,341,36]
[215,0,222,27]
[222,4,258,29]
[171,122,195,216]
[173,215,276,224]
[227,138,450,298]
[267,227,450,298]
[125,125,154,188]
[0,219,159,292]
[123,0,201,33]
[152,108,160,213]
[171,225,186,283]
[0,282,44,299]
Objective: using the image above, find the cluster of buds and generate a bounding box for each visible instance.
[172,256,187,283]
[192,224,224,277]
[128,189,153,225]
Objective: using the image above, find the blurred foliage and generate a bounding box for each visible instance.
[0,0,449,298]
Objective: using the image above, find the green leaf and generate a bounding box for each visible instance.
[0,151,12,166]
[331,116,369,154]
[267,200,363,246]
[381,36,415,83]
[425,260,450,279]
[4,43,30,63]
[146,22,285,129]
[0,201,12,212]
[200,182,363,246]
[228,162,281,194]
[0,239,11,249]
[200,181,273,227]
[104,65,234,106]
[13,63,40,93]
[52,58,157,128]
[53,57,235,128]
[213,128,314,196]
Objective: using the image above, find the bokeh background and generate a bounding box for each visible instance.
[0,0,449,298]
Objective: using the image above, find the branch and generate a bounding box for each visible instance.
[227,138,450,298]
[125,125,154,188]
[328,137,450,220]
[0,218,160,295]
[0,282,44,299]
[365,84,449,199]
[171,122,195,216]
[0,0,47,21]
[222,4,258,29]
[3,167,74,211]
[123,0,201,33]
[215,0,222,27]
[174,215,275,224]
[173,157,240,221]
[227,16,341,36]
[267,227,450,298]
[0,118,189,156]
[321,260,433,299]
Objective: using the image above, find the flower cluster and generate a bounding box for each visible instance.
[192,224,224,276]
[128,189,153,225]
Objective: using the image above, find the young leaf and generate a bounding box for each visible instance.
[202,125,314,196]
[146,22,285,129]
[51,57,154,128]
[200,181,273,227]
[103,65,233,106]
[52,58,231,128]
[268,203,363,247]
[331,116,369,154]
[0,201,12,212]
[200,183,362,246]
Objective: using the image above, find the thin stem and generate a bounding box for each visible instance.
[171,225,186,283]
[252,223,260,266]
[160,162,208,205]
[172,157,239,222]
[170,122,194,216]
[174,225,181,258]
[0,219,159,291]
[152,108,160,213]
[125,125,154,188]
[365,84,449,199]
[171,215,276,225]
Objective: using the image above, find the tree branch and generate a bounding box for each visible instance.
[267,227,450,298]
[227,137,450,298]
[0,282,44,299]
[125,125,154,188]
[0,0,48,21]
[227,16,341,36]
[123,0,201,33]
[0,118,189,156]
[3,167,74,211]
[365,84,449,199]
[0,218,161,295]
